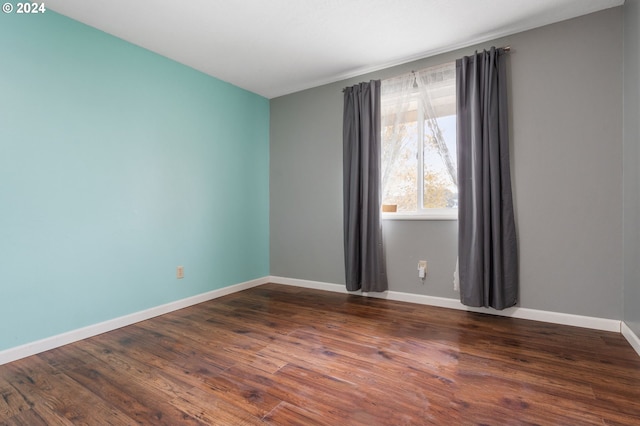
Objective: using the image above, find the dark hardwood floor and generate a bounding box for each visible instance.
[1,283,639,425]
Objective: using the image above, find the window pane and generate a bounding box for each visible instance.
[381,119,418,212]
[423,114,457,209]
[381,62,456,216]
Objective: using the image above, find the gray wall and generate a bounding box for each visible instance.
[270,8,623,319]
[624,0,640,336]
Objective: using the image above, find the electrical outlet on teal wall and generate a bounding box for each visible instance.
[0,10,270,351]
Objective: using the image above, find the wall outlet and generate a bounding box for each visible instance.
[176,266,184,279]
[418,261,427,279]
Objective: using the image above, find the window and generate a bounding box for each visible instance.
[381,62,457,219]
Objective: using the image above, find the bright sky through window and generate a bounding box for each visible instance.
[381,62,457,217]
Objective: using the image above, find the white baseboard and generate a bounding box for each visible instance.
[1,275,628,366]
[269,276,621,333]
[622,322,640,357]
[0,277,269,366]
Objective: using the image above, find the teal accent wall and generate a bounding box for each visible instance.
[0,10,270,351]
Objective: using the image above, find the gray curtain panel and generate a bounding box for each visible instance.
[456,47,518,310]
[343,80,388,292]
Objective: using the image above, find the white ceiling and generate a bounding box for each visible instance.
[47,0,624,99]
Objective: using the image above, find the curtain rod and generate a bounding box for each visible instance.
[343,46,511,91]
[407,45,511,73]
[408,45,511,74]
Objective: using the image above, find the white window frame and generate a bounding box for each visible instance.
[381,64,458,221]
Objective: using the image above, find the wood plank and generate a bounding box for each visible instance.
[78,337,278,422]
[0,408,49,426]
[0,376,32,420]
[53,345,208,426]
[263,401,350,426]
[2,356,136,425]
